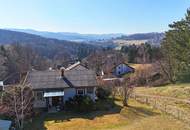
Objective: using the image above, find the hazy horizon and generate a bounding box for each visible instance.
[3,28,165,35]
[0,0,190,34]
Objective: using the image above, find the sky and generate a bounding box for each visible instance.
[0,0,190,34]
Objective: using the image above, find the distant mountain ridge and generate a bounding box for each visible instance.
[117,32,165,45]
[7,28,164,46]
[113,32,165,48]
[8,28,123,42]
[0,29,99,60]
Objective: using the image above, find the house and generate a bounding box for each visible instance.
[112,63,135,77]
[81,50,126,76]
[27,62,98,110]
[0,119,12,130]
[101,62,135,78]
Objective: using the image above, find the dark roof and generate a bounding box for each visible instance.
[27,63,98,90]
[27,70,70,90]
[64,64,98,87]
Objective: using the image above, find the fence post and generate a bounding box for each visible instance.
[153,99,157,109]
[164,103,167,113]
[133,94,190,123]
[146,97,148,104]
[177,109,180,120]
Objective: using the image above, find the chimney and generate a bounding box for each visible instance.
[60,67,65,77]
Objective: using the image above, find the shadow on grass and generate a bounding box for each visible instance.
[45,99,122,120]
[25,99,161,130]
[25,99,123,130]
[127,106,160,118]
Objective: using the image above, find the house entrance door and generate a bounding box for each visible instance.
[52,96,60,106]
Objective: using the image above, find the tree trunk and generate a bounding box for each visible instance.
[123,86,129,107]
[21,86,24,130]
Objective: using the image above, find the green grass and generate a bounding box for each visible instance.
[135,83,190,99]
[24,99,189,130]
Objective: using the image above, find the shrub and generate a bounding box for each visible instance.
[96,87,111,100]
[65,95,94,112]
[94,98,115,111]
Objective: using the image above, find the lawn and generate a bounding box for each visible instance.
[24,99,189,130]
[134,83,190,123]
[134,83,190,99]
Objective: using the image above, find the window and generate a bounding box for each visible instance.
[77,89,85,95]
[0,86,3,91]
[36,91,44,101]
[87,88,93,94]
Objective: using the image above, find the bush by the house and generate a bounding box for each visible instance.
[94,98,115,111]
[96,87,111,100]
[65,95,94,112]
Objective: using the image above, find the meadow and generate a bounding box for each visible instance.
[25,99,189,130]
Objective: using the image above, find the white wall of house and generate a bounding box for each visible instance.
[115,64,133,76]
[75,87,96,101]
[63,88,76,102]
[33,87,97,108]
[64,87,96,102]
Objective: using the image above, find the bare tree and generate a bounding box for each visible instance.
[98,77,134,107]
[2,78,34,129]
[120,77,134,106]
[158,58,177,84]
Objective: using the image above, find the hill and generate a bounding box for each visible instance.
[114,33,164,49]
[8,28,123,42]
[120,33,164,41]
[0,29,99,60]
[6,29,165,48]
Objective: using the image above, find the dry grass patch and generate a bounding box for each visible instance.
[135,83,190,99]
[45,114,128,130]
[117,115,189,130]
[25,99,189,130]
[134,84,190,111]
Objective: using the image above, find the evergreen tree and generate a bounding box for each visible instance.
[161,9,190,82]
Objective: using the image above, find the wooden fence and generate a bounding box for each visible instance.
[131,94,190,124]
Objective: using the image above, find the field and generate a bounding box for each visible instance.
[113,39,148,50]
[133,83,190,123]
[25,99,189,130]
[134,83,190,99]
[113,39,148,46]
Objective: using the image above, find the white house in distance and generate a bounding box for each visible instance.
[112,63,135,77]
[0,119,12,130]
[101,62,135,78]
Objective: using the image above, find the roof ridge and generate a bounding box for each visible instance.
[65,61,81,71]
